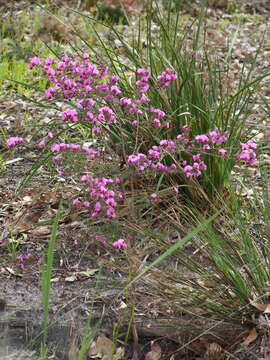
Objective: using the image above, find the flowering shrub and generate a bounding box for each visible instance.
[6,52,258,229]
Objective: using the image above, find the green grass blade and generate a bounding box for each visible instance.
[41,200,62,346]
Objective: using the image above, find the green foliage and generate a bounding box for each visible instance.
[41,201,62,348]
[67,0,267,203]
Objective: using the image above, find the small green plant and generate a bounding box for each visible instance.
[6,237,21,263]
[41,201,62,353]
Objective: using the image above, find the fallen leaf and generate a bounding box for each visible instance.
[32,226,51,236]
[78,269,99,277]
[145,341,161,360]
[250,299,270,313]
[22,195,32,202]
[6,158,24,165]
[6,267,22,277]
[65,274,77,282]
[88,336,115,359]
[204,342,223,360]
[241,328,258,347]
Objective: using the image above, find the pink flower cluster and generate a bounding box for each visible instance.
[119,94,149,122]
[61,109,78,122]
[50,142,100,177]
[28,55,177,134]
[79,175,123,219]
[28,56,41,69]
[195,128,227,146]
[127,153,151,171]
[98,106,116,125]
[6,137,24,148]
[112,238,127,249]
[136,68,151,93]
[28,54,120,131]
[182,159,207,178]
[127,126,250,179]
[147,107,166,129]
[51,142,100,159]
[128,138,179,174]
[157,68,177,88]
[17,252,32,270]
[237,140,257,165]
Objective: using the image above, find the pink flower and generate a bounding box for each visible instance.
[28,56,41,69]
[183,161,207,178]
[93,201,101,213]
[81,174,90,182]
[117,192,123,201]
[237,140,257,165]
[51,144,61,152]
[109,75,119,84]
[45,57,55,66]
[139,95,150,103]
[93,127,101,134]
[209,129,227,145]
[106,198,117,207]
[192,154,201,162]
[45,87,56,99]
[137,68,150,77]
[241,140,257,150]
[112,238,127,249]
[61,109,78,122]
[148,148,161,160]
[157,68,177,88]
[237,150,257,164]
[120,97,132,106]
[106,207,116,219]
[47,132,54,139]
[38,140,46,147]
[202,144,211,151]
[246,140,257,149]
[72,198,81,206]
[136,68,151,93]
[128,153,150,171]
[98,106,116,125]
[6,137,24,148]
[219,148,227,157]
[195,134,209,143]
[82,201,90,208]
[150,193,158,201]
[152,118,161,128]
[52,156,61,163]
[110,85,121,96]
